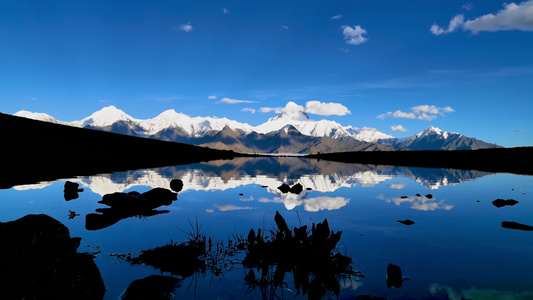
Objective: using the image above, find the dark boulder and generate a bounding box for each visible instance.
[492,199,519,208]
[98,188,177,211]
[169,179,184,192]
[387,263,403,288]
[502,221,533,231]
[87,188,176,230]
[64,180,84,201]
[397,220,415,226]
[278,184,291,194]
[289,183,304,195]
[0,214,105,299]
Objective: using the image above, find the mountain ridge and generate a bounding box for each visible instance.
[13,105,502,153]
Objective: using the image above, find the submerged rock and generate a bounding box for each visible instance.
[397,220,415,226]
[0,214,105,299]
[121,275,181,300]
[86,209,169,231]
[86,188,177,230]
[502,221,533,231]
[492,199,519,208]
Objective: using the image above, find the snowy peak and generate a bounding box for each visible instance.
[388,126,500,150]
[416,126,444,138]
[140,109,190,134]
[14,111,63,124]
[269,103,310,122]
[75,106,136,127]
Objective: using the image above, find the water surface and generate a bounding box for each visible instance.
[2,157,532,299]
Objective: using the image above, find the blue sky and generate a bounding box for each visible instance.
[1,0,532,147]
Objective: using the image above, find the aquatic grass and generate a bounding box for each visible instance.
[119,212,360,299]
[243,211,362,299]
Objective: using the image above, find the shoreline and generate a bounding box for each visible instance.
[2,112,531,188]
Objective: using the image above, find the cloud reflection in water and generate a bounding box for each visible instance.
[377,194,454,211]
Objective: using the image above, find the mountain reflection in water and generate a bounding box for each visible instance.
[14,157,491,212]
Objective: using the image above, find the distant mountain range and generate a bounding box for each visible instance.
[14,106,502,153]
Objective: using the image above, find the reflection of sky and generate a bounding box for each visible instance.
[429,284,533,300]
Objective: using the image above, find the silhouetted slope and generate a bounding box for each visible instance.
[0,113,238,188]
[308,148,533,175]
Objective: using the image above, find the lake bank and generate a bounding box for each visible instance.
[307,147,533,176]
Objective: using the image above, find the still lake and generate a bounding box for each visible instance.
[2,157,533,299]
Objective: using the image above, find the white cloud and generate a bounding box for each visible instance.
[208,95,217,100]
[173,24,193,32]
[462,3,473,11]
[305,100,351,116]
[259,107,282,113]
[259,101,351,116]
[341,25,368,45]
[413,105,454,115]
[430,14,465,35]
[31,97,39,101]
[217,97,257,104]
[378,105,454,121]
[241,108,256,114]
[331,15,343,20]
[390,125,408,132]
[280,25,289,30]
[465,1,533,33]
[432,1,533,35]
[223,8,229,14]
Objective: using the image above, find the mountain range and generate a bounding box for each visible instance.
[14,105,502,153]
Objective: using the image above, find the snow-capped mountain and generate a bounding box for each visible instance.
[71,105,140,128]
[14,111,65,125]
[379,126,502,150]
[14,106,502,152]
[134,109,255,137]
[255,102,394,142]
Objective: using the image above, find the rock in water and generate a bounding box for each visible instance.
[502,221,533,231]
[492,199,519,208]
[170,179,184,192]
[0,214,105,299]
[387,263,403,288]
[122,275,180,300]
[397,220,415,226]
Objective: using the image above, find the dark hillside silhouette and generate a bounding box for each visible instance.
[308,147,533,175]
[0,113,239,188]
